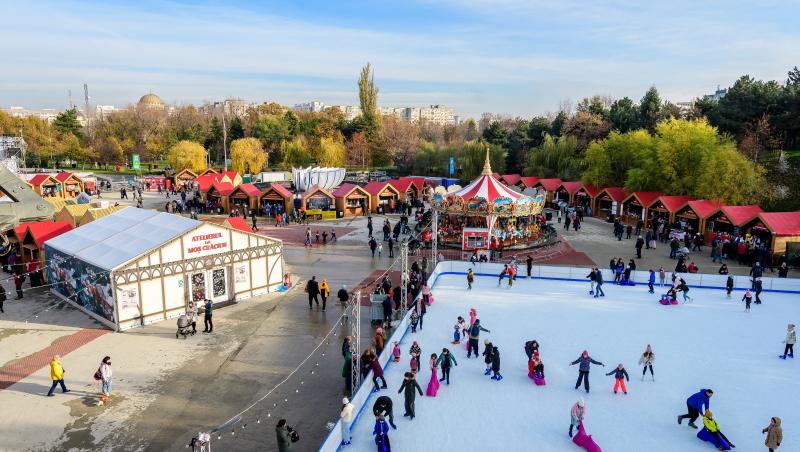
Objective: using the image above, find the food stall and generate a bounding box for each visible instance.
[334,183,371,217]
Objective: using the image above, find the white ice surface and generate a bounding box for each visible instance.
[347,274,800,452]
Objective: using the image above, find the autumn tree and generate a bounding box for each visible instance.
[357,62,380,142]
[382,117,419,168]
[561,111,611,153]
[345,132,370,168]
[166,140,207,173]
[524,134,583,180]
[230,137,267,174]
[315,137,346,167]
[280,137,312,169]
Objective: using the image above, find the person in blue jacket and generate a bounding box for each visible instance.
[677,388,713,429]
[648,269,656,294]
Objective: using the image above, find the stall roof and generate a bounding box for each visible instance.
[232,183,262,197]
[559,181,582,194]
[757,212,800,236]
[500,174,521,186]
[720,205,763,226]
[579,183,602,197]
[223,217,252,233]
[598,187,627,202]
[196,173,224,192]
[210,180,236,196]
[333,183,367,198]
[265,183,292,199]
[390,178,413,193]
[45,208,201,271]
[29,174,57,186]
[624,191,663,207]
[655,195,694,213]
[399,177,426,191]
[55,171,80,183]
[25,221,73,248]
[519,176,540,188]
[301,184,333,200]
[364,181,398,196]
[684,200,725,219]
[538,178,563,191]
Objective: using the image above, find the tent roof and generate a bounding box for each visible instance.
[175,168,198,178]
[654,195,694,213]
[684,200,725,219]
[598,187,627,202]
[579,183,602,197]
[55,171,80,183]
[24,221,73,248]
[624,191,663,207]
[500,174,521,186]
[232,183,262,197]
[264,183,292,199]
[519,176,540,188]
[537,178,563,191]
[301,184,334,200]
[559,181,582,194]
[757,212,800,236]
[30,174,57,186]
[453,173,522,202]
[45,208,201,271]
[333,183,368,198]
[223,217,252,233]
[196,173,223,192]
[720,205,763,226]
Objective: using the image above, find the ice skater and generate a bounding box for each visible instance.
[373,414,392,451]
[605,363,629,394]
[371,358,388,392]
[490,346,502,381]
[498,264,508,286]
[677,278,693,303]
[762,416,782,451]
[702,410,736,450]
[780,324,795,359]
[506,264,515,287]
[648,269,656,293]
[586,267,597,295]
[436,348,457,385]
[468,308,476,334]
[659,267,666,287]
[409,341,421,372]
[594,269,605,298]
[482,340,494,375]
[726,276,734,298]
[530,352,545,379]
[398,372,423,420]
[639,344,655,381]
[742,289,752,312]
[410,310,419,333]
[466,319,490,358]
[452,321,462,344]
[570,350,604,393]
[426,353,440,397]
[524,340,540,360]
[467,268,474,290]
[392,342,401,362]
[569,397,586,438]
[457,316,468,338]
[678,388,713,429]
[372,395,397,429]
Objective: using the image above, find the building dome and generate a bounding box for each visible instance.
[138,93,165,109]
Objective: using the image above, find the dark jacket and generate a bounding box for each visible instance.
[596,271,604,284]
[276,425,293,452]
[306,279,320,296]
[468,322,490,340]
[635,238,644,249]
[750,265,763,278]
[491,347,501,371]
[483,343,494,364]
[337,288,349,302]
[204,300,213,316]
[571,355,603,372]
[524,341,539,359]
[371,359,384,377]
[606,367,629,381]
[687,389,711,412]
[436,352,457,369]
[586,271,596,281]
[398,378,423,401]
[373,395,393,416]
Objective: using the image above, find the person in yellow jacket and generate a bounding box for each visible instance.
[47,355,70,396]
[703,410,735,450]
[319,279,330,312]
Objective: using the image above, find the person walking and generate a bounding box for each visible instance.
[251,214,258,232]
[639,344,655,381]
[569,397,585,438]
[99,356,112,397]
[635,235,644,258]
[388,237,394,258]
[0,284,5,313]
[319,279,330,312]
[306,276,320,310]
[338,285,349,305]
[398,372,424,419]
[340,398,355,446]
[275,419,294,452]
[14,273,24,299]
[203,299,213,333]
[677,388,713,429]
[762,416,783,451]
[436,348,457,385]
[570,350,604,393]
[605,363,629,394]
[47,355,69,396]
[369,237,377,257]
[780,324,795,359]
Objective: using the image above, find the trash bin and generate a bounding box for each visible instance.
[371,293,386,323]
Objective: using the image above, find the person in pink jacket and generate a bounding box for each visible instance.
[570,397,586,438]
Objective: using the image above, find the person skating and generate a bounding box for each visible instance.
[374,328,385,356]
[426,353,440,397]
[275,419,294,452]
[409,341,421,372]
[648,269,655,293]
[47,355,70,396]
[754,277,763,304]
[468,308,477,334]
[320,279,330,312]
[436,348,457,384]
[659,267,666,287]
[203,299,213,333]
[639,344,655,381]
[780,324,795,359]
[373,414,392,452]
[416,297,426,331]
[569,397,586,438]
[526,255,533,277]
[452,320,462,344]
[467,268,474,290]
[506,264,515,287]
[703,410,736,450]
[594,268,605,298]
[490,346,503,381]
[570,350,604,393]
[524,340,540,360]
[466,319,490,358]
[531,352,545,379]
[498,264,508,286]
[482,340,494,375]
[398,372,424,419]
[340,397,355,446]
[372,395,397,429]
[306,276,320,310]
[678,388,713,429]
[392,341,401,362]
[726,276,734,299]
[742,289,752,312]
[678,278,692,303]
[762,416,782,451]
[371,357,388,392]
[410,310,419,333]
[605,363,629,394]
[586,267,596,295]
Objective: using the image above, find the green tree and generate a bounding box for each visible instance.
[283,110,300,138]
[227,116,245,141]
[639,86,661,132]
[505,120,529,173]
[549,111,568,136]
[53,107,82,138]
[315,137,346,167]
[527,116,551,148]
[166,140,207,173]
[576,96,610,119]
[230,137,267,174]
[608,97,640,132]
[561,111,611,153]
[253,115,290,152]
[711,75,784,137]
[481,121,507,147]
[582,129,657,189]
[695,146,766,204]
[460,140,505,180]
[524,134,584,180]
[357,62,380,141]
[280,137,312,168]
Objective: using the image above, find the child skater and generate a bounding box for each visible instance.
[639,344,655,381]
[491,346,503,381]
[648,269,656,294]
[498,264,508,286]
[569,398,586,438]
[726,276,734,299]
[409,341,421,372]
[409,353,419,374]
[742,289,752,312]
[606,363,629,394]
[467,268,474,290]
[468,308,477,333]
[506,264,516,287]
[532,352,545,379]
[482,340,494,375]
[452,320,462,344]
[658,267,666,287]
[410,310,419,333]
[392,341,401,362]
[457,316,468,338]
[781,323,796,359]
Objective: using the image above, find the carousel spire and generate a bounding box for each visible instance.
[481,146,492,176]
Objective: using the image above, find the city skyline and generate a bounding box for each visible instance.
[4,1,799,118]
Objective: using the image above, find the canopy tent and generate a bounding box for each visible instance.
[676,200,725,235]
[292,167,345,192]
[649,195,694,223]
[45,208,284,330]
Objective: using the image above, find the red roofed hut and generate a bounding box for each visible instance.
[749,212,800,256]
[594,187,627,219]
[258,183,293,217]
[499,174,521,187]
[55,172,84,198]
[648,195,694,224]
[29,174,61,198]
[706,205,763,238]
[575,183,602,215]
[227,183,262,216]
[675,200,724,236]
[554,181,582,205]
[334,183,371,216]
[300,185,335,212]
[364,181,401,214]
[23,220,72,283]
[620,191,662,225]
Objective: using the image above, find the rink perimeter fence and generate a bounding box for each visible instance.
[318,261,800,451]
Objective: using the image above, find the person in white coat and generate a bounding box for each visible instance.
[100,356,112,396]
[340,397,355,446]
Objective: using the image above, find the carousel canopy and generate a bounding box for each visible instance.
[453,166,522,202]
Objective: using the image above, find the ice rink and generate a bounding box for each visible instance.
[346,273,800,451]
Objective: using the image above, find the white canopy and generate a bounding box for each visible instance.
[45,208,201,271]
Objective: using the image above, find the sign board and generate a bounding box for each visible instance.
[132,154,141,170]
[184,225,230,257]
[449,157,455,176]
[305,209,337,220]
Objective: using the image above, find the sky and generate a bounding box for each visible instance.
[3,0,800,118]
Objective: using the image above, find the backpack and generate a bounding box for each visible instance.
[93,366,103,381]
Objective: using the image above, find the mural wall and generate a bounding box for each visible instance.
[44,245,116,324]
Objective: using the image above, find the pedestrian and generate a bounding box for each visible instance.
[203,299,213,333]
[626,224,633,239]
[398,372,424,419]
[467,268,474,290]
[762,416,783,451]
[374,327,385,356]
[369,237,377,257]
[14,273,24,299]
[275,419,294,452]
[635,235,644,258]
[305,228,312,247]
[0,284,5,313]
[322,231,328,244]
[466,319,490,358]
[586,267,596,295]
[594,268,605,298]
[702,410,736,450]
[372,395,397,429]
[388,237,394,258]
[569,397,586,438]
[381,293,392,327]
[98,356,112,398]
[319,278,330,312]
[490,346,502,381]
[780,324,795,359]
[373,414,391,452]
[678,388,713,429]
[306,276,320,310]
[47,355,69,396]
[338,285,349,305]
[742,289,752,312]
[570,350,604,393]
[251,214,258,232]
[526,255,533,277]
[331,229,337,242]
[648,269,655,294]
[436,348,457,384]
[367,216,373,236]
[605,363,629,394]
[340,397,355,446]
[639,344,655,381]
[377,242,383,258]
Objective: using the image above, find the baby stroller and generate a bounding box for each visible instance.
[176,314,195,339]
[675,246,690,260]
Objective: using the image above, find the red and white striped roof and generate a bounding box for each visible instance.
[454,174,522,202]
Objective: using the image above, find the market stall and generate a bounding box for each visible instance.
[575,183,601,215]
[227,183,262,216]
[593,187,627,219]
[22,220,72,266]
[499,174,521,187]
[390,178,419,205]
[533,178,563,205]
[749,212,800,256]
[648,195,693,225]
[706,205,762,238]
[334,183,371,217]
[675,200,723,237]
[55,172,84,198]
[203,180,234,213]
[300,185,335,211]
[258,183,293,217]
[44,208,284,331]
[364,181,400,214]
[28,174,60,198]
[198,168,219,177]
[620,191,662,225]
[518,177,540,190]
[554,181,582,205]
[175,169,198,191]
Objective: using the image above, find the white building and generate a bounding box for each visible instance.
[3,106,60,123]
[327,105,362,120]
[294,101,327,113]
[95,105,118,120]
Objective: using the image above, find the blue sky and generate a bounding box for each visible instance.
[3,0,799,118]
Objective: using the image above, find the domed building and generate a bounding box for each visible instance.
[137,93,166,110]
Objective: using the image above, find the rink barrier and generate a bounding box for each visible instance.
[318,260,800,451]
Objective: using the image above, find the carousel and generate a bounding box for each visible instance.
[431,150,548,256]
